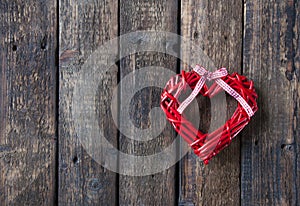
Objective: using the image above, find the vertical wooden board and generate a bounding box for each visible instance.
[0,0,57,205]
[119,0,178,205]
[59,0,118,205]
[180,0,243,205]
[242,0,299,205]
[296,0,300,200]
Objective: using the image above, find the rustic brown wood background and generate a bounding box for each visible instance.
[0,0,299,205]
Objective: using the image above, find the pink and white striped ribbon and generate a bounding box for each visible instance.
[177,65,254,117]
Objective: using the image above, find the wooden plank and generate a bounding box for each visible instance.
[241,0,300,205]
[0,0,57,205]
[179,0,243,205]
[58,0,118,205]
[119,0,178,205]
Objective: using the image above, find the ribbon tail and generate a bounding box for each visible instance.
[177,76,206,114]
[215,79,254,117]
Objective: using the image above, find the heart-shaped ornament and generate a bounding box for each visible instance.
[160,65,258,164]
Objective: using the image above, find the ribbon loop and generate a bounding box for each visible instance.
[193,65,228,81]
[177,65,254,117]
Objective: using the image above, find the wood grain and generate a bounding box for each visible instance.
[242,0,300,205]
[119,0,178,205]
[0,0,57,205]
[179,0,243,205]
[59,0,118,205]
[0,0,299,205]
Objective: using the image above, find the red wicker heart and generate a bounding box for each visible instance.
[160,66,258,164]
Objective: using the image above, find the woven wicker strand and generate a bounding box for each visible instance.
[160,69,258,164]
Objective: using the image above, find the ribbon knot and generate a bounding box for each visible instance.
[177,65,254,118]
[194,66,228,81]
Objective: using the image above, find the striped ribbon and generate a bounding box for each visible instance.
[177,65,254,117]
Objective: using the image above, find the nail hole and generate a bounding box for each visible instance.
[281,144,293,151]
[72,156,79,164]
[224,36,228,40]
[193,31,199,39]
[285,71,293,81]
[12,45,17,51]
[281,59,287,64]
[41,36,47,50]
[254,140,258,145]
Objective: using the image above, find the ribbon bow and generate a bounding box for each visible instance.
[177,65,254,117]
[195,66,228,81]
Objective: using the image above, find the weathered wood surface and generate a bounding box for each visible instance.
[242,0,300,205]
[179,0,243,205]
[59,0,118,205]
[0,0,300,205]
[119,0,178,205]
[0,0,57,205]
